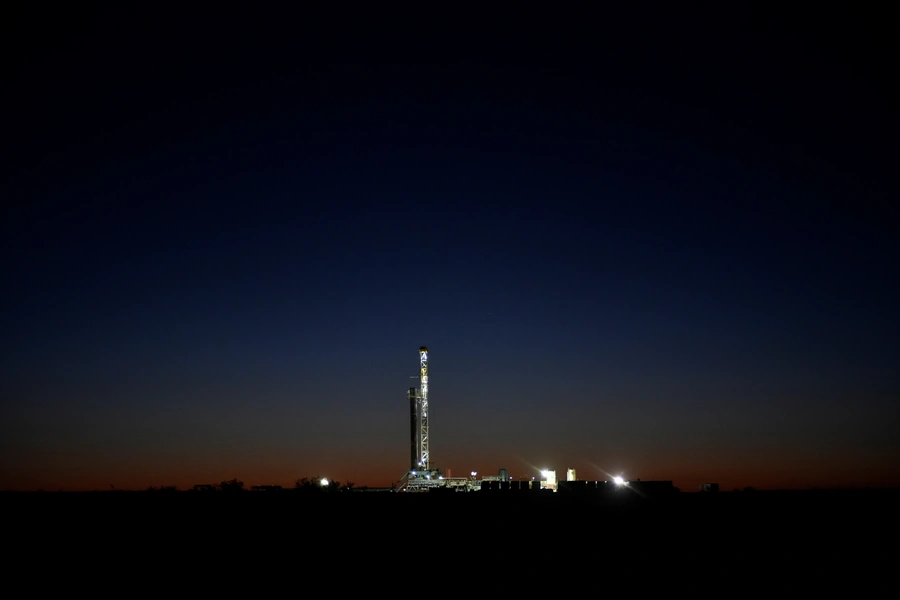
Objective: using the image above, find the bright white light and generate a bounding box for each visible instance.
[438,476,444,480]
[471,471,477,477]
[613,476,625,486]
[426,474,431,479]
[320,478,329,486]
[411,471,417,475]
[541,470,552,478]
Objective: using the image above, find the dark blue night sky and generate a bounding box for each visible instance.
[2,4,897,491]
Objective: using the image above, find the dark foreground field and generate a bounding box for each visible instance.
[6,487,896,530]
[4,488,894,581]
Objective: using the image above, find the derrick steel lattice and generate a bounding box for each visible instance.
[404,346,449,491]
[418,346,429,470]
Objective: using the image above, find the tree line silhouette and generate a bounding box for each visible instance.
[144,477,357,493]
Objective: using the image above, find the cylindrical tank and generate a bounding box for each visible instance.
[499,468,509,481]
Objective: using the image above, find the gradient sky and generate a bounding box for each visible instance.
[3,4,898,492]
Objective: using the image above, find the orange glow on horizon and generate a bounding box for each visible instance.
[4,455,898,492]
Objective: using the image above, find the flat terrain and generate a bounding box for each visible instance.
[6,487,895,529]
[4,489,893,581]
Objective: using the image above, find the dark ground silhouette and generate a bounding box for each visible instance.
[4,486,892,579]
[6,485,896,521]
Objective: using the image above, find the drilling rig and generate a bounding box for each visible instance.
[401,346,445,491]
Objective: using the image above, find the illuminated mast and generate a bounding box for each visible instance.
[418,346,429,470]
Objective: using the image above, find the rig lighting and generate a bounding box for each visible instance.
[320,478,329,487]
[613,476,626,486]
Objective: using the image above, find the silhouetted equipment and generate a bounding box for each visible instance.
[557,480,587,493]
[472,478,678,500]
[627,480,678,498]
[251,485,283,492]
[409,387,418,471]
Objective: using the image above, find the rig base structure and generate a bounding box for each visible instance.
[398,472,480,493]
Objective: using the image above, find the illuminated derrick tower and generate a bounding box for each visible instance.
[418,346,429,470]
[402,346,442,491]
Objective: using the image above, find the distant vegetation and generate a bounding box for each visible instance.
[141,477,357,492]
[294,477,354,492]
[145,485,179,492]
